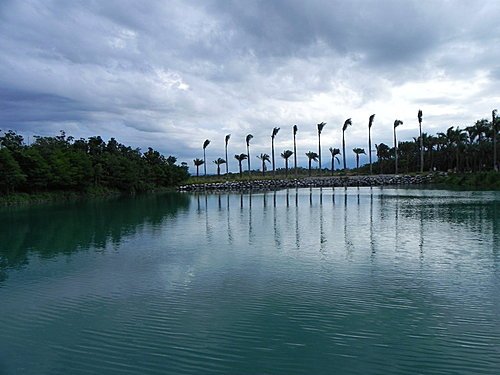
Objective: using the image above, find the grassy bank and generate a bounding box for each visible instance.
[431,171,500,189]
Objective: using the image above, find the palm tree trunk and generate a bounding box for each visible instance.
[217,165,220,176]
[262,159,265,176]
[342,131,346,170]
[196,165,199,177]
[368,128,372,174]
[293,133,297,176]
[285,159,288,177]
[272,138,275,177]
[419,122,424,173]
[318,134,322,176]
[356,154,359,169]
[493,113,497,171]
[308,159,312,176]
[239,161,242,177]
[394,128,398,174]
[203,149,207,176]
[331,156,334,176]
[225,145,229,175]
[247,145,251,179]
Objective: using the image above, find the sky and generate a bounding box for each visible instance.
[1,0,499,172]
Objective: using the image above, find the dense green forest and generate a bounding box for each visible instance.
[0,130,189,195]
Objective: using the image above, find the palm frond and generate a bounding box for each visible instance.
[246,134,253,146]
[343,118,352,131]
[369,114,375,128]
[203,139,210,149]
[225,134,231,145]
[293,124,298,135]
[272,127,280,138]
[317,122,326,134]
[418,109,423,124]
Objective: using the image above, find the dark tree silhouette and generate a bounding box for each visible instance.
[234,153,248,177]
[193,158,204,177]
[203,139,210,176]
[328,147,341,175]
[293,125,298,175]
[305,151,319,176]
[271,127,280,176]
[257,153,270,176]
[418,109,424,173]
[368,114,375,174]
[225,134,231,175]
[393,120,403,174]
[317,122,326,175]
[213,158,226,176]
[342,118,352,170]
[353,148,366,170]
[281,150,293,177]
[246,134,253,178]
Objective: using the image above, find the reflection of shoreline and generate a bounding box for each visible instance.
[0,193,190,275]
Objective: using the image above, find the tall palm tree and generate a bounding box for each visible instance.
[418,109,423,173]
[393,120,403,174]
[193,158,204,177]
[225,134,231,175]
[342,118,352,170]
[368,114,375,174]
[234,153,248,178]
[293,125,298,175]
[305,151,319,176]
[352,148,366,170]
[328,147,341,175]
[271,127,280,176]
[375,143,390,174]
[281,150,294,177]
[203,139,210,176]
[213,158,226,176]
[246,134,253,178]
[493,109,498,171]
[317,122,326,175]
[257,153,270,176]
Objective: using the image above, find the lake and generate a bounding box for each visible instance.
[1,187,499,374]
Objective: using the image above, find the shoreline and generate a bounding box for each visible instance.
[178,174,434,192]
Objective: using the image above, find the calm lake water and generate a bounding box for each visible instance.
[1,187,499,375]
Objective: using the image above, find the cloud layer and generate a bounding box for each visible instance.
[1,0,499,171]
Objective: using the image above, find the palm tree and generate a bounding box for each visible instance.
[281,150,294,177]
[368,114,375,174]
[225,134,231,175]
[293,125,298,175]
[493,109,498,171]
[353,148,366,170]
[257,153,270,176]
[328,147,341,175]
[317,122,326,175]
[234,153,248,177]
[375,143,390,174]
[305,151,319,176]
[418,109,423,173]
[193,158,204,177]
[342,118,352,170]
[213,158,226,176]
[271,127,280,176]
[245,134,253,178]
[203,139,210,176]
[393,120,403,174]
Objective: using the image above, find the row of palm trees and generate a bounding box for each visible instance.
[194,109,498,177]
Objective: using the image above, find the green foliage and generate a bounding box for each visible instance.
[0,130,188,197]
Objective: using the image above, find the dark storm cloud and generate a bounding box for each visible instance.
[0,0,499,170]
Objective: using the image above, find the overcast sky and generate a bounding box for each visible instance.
[1,0,499,171]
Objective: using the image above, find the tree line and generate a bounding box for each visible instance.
[0,130,189,194]
[195,109,499,177]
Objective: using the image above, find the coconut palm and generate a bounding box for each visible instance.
[375,143,390,174]
[257,153,270,176]
[342,118,352,170]
[305,151,319,176]
[234,153,248,177]
[353,148,366,170]
[317,122,326,174]
[293,125,298,175]
[225,134,231,175]
[202,139,210,175]
[418,109,423,173]
[368,114,375,174]
[328,147,341,175]
[281,150,294,177]
[193,158,204,177]
[493,109,498,171]
[271,127,280,176]
[246,134,253,178]
[213,158,226,176]
[393,120,403,174]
